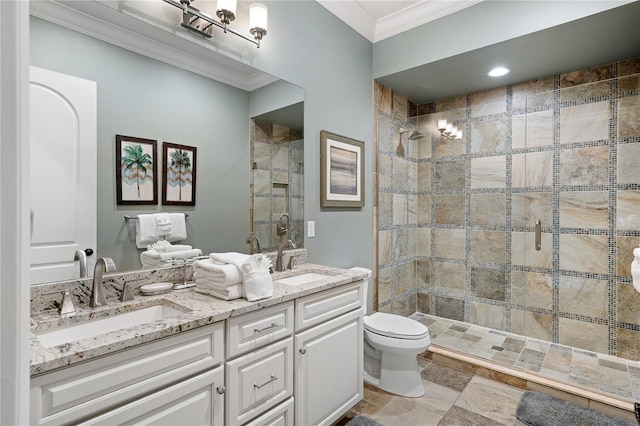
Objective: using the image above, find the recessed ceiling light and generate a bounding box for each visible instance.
[488,67,510,77]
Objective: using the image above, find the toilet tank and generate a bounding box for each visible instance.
[350,267,372,315]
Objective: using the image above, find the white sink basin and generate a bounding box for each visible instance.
[275,272,334,286]
[34,304,189,348]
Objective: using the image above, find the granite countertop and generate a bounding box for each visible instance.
[30,264,367,376]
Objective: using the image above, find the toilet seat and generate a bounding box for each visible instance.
[364,312,429,340]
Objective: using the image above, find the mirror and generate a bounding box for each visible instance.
[29,6,304,284]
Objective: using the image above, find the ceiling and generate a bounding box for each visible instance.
[318,0,640,104]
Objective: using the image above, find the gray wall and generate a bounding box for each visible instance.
[31,16,252,271]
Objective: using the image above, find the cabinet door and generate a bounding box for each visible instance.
[77,366,224,425]
[295,308,363,426]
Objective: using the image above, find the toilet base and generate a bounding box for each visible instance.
[363,350,425,398]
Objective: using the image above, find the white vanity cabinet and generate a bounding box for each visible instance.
[30,322,225,426]
[294,281,364,426]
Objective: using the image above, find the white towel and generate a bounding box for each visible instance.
[136,214,158,248]
[165,213,187,242]
[140,248,202,269]
[210,252,251,270]
[193,259,242,285]
[155,213,172,237]
[195,283,243,300]
[241,254,273,301]
[146,240,192,252]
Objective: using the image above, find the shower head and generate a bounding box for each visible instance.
[399,128,425,140]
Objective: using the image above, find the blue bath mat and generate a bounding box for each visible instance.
[516,391,635,426]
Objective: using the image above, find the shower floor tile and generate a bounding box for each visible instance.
[413,313,640,403]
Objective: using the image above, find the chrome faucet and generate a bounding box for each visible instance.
[275,239,297,272]
[74,249,87,278]
[90,257,116,308]
[246,233,262,254]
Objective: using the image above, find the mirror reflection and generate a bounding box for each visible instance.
[29,14,304,284]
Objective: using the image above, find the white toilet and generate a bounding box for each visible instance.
[351,267,431,398]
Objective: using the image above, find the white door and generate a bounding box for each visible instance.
[29,66,97,284]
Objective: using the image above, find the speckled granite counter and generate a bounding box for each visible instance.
[30,264,367,376]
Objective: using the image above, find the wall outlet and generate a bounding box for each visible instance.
[307,221,315,238]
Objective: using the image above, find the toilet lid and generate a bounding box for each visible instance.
[364,312,429,340]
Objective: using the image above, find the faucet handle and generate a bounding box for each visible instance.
[120,282,135,302]
[44,289,76,316]
[287,253,302,270]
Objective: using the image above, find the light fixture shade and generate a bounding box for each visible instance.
[250,3,268,32]
[217,0,237,14]
[437,119,447,131]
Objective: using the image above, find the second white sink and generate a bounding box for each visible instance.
[35,304,190,348]
[275,272,333,286]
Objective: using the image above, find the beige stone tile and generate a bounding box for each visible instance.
[510,310,552,342]
[379,192,392,227]
[421,362,474,392]
[512,151,553,188]
[417,194,431,225]
[471,156,506,188]
[435,135,465,157]
[434,228,466,260]
[512,77,555,110]
[439,406,504,426]
[378,230,392,266]
[435,194,466,225]
[378,153,392,190]
[616,236,640,277]
[618,94,640,138]
[512,192,552,228]
[558,318,608,354]
[417,162,431,190]
[370,391,446,426]
[511,232,553,269]
[416,227,431,257]
[559,146,609,186]
[435,159,465,191]
[512,110,553,149]
[392,156,407,190]
[471,118,508,153]
[392,194,407,225]
[559,191,609,229]
[617,282,640,326]
[618,142,640,184]
[558,276,608,318]
[392,91,408,121]
[377,267,392,305]
[510,271,553,309]
[375,82,392,115]
[470,230,506,264]
[560,101,610,144]
[471,193,506,227]
[618,328,640,361]
[559,234,608,274]
[470,302,506,331]
[434,261,466,294]
[470,88,507,117]
[617,190,640,230]
[454,375,524,425]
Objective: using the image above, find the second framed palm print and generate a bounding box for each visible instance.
[162,142,197,206]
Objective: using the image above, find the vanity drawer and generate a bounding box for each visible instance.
[227,301,294,358]
[30,322,224,426]
[226,338,293,425]
[244,397,294,426]
[295,280,363,331]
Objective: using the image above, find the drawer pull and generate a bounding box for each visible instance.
[299,347,307,355]
[254,375,278,389]
[254,322,278,334]
[216,385,226,394]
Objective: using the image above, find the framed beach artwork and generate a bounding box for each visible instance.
[162,142,197,206]
[115,135,158,205]
[320,130,364,208]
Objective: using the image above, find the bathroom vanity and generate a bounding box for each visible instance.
[29,264,366,425]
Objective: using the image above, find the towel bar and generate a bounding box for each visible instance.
[124,214,189,221]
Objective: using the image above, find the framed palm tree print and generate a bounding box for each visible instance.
[162,142,197,206]
[116,135,158,205]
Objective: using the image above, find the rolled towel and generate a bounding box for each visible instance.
[193,260,242,285]
[241,254,273,302]
[155,213,172,237]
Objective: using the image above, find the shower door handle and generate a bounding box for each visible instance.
[535,220,541,251]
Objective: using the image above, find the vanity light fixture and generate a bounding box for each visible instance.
[437,119,462,141]
[164,0,268,47]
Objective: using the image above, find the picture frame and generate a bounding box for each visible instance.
[162,142,197,206]
[320,130,364,208]
[116,135,158,205]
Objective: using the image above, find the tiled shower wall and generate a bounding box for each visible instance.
[250,120,304,252]
[375,57,640,360]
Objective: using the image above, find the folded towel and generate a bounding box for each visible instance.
[155,213,172,237]
[136,214,159,248]
[241,254,273,302]
[146,240,192,252]
[165,213,187,242]
[210,252,251,270]
[195,283,243,300]
[193,259,242,285]
[140,248,202,269]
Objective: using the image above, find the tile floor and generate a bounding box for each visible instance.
[413,313,640,402]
